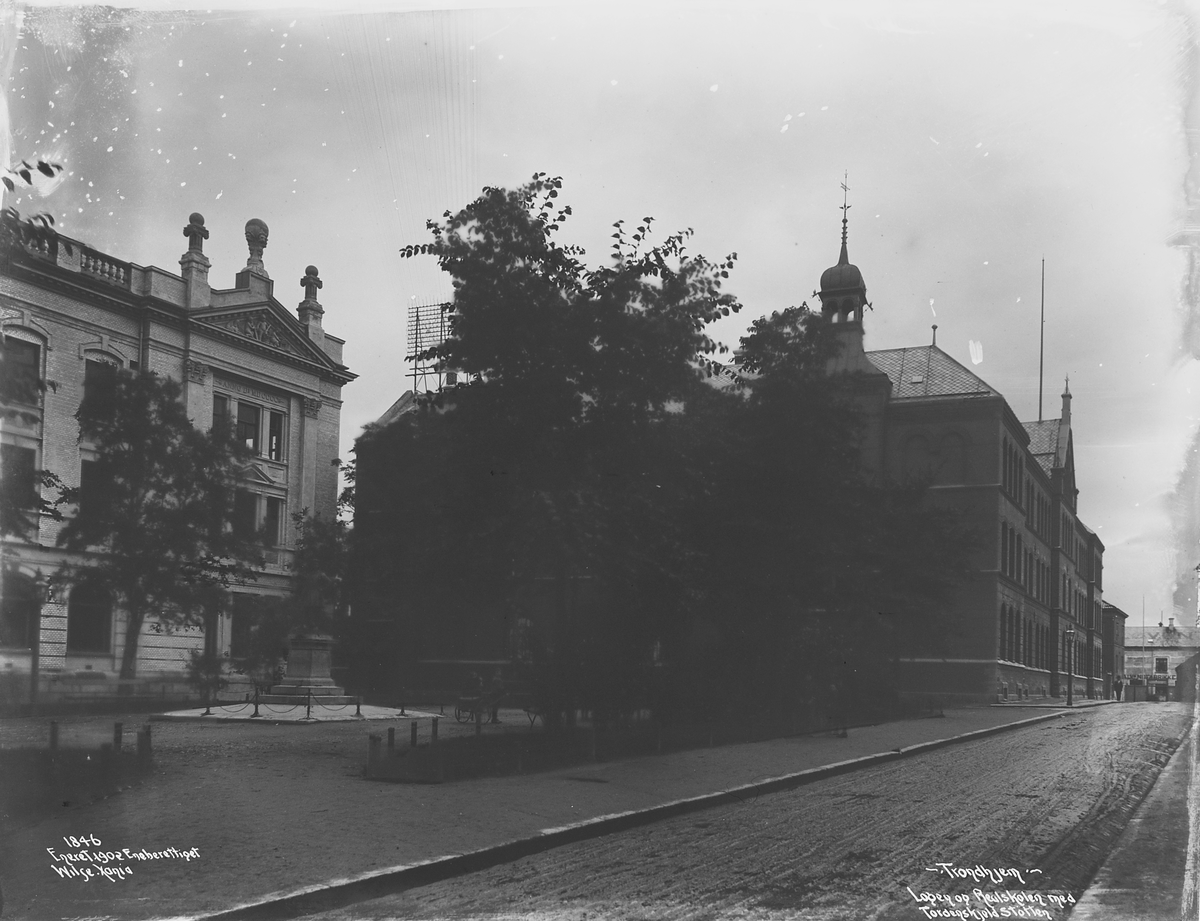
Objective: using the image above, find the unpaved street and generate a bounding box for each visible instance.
[318,704,1188,921]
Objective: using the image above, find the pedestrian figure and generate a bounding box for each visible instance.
[1114,677,1124,701]
[489,668,505,724]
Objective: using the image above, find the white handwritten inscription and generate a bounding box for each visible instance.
[905,865,1074,920]
[47,835,199,883]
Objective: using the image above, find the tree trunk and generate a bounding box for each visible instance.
[118,603,146,683]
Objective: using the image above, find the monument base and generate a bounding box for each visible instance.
[261,634,355,706]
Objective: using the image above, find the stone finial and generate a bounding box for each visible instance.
[244,218,270,277]
[300,265,323,303]
[183,212,209,253]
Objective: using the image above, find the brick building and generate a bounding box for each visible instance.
[0,213,353,702]
[817,219,1107,704]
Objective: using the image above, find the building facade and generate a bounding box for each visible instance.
[0,213,353,702]
[1125,618,1200,700]
[816,226,1108,704]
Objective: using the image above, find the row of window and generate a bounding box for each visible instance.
[214,395,287,461]
[0,574,111,653]
[1001,435,1050,540]
[999,603,1048,670]
[1000,521,1051,604]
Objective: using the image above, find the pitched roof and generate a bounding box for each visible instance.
[373,390,417,427]
[1126,623,1200,649]
[866,345,998,401]
[1023,419,1062,476]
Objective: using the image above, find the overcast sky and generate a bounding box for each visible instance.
[4,0,1199,623]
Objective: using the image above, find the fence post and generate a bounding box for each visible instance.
[410,720,418,748]
[306,690,312,721]
[113,722,123,752]
[355,696,362,717]
[252,685,261,718]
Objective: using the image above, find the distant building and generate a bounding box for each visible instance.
[1102,601,1128,698]
[0,213,354,703]
[816,210,1106,704]
[1125,617,1200,700]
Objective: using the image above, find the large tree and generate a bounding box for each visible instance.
[56,370,261,679]
[359,174,742,720]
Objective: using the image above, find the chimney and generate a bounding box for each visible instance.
[298,265,325,350]
[180,212,211,311]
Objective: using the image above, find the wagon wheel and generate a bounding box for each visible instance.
[454,706,471,723]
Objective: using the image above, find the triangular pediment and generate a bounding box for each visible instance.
[196,307,309,358]
[241,463,277,486]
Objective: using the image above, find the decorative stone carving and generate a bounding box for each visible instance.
[202,310,301,355]
[303,397,322,418]
[185,359,208,383]
[244,218,269,278]
[183,213,209,253]
[300,265,323,304]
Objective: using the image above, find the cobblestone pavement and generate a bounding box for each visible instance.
[0,703,1142,920]
[311,704,1187,921]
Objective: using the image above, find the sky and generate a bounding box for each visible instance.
[3,0,1199,623]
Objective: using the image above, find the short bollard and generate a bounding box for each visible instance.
[137,727,151,763]
[113,722,123,752]
[143,722,152,748]
[252,686,261,718]
[306,690,313,721]
[387,727,395,752]
[431,717,439,744]
[355,696,362,717]
[410,720,418,748]
[49,720,59,753]
[368,733,382,765]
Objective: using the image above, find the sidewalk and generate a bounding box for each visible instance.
[1070,699,1197,920]
[5,705,1081,920]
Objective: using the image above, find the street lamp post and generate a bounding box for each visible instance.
[1065,625,1076,707]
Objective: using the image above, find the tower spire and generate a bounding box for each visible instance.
[839,171,851,264]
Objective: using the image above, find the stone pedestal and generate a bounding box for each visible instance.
[260,634,354,705]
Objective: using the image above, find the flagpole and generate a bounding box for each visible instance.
[1039,259,1045,423]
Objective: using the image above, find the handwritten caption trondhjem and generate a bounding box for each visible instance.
[906,863,1075,920]
[47,835,200,883]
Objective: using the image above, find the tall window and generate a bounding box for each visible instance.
[268,411,284,461]
[81,359,118,418]
[1,336,40,406]
[1,443,37,512]
[213,394,230,433]
[264,496,283,547]
[237,403,261,453]
[67,578,112,653]
[233,489,258,540]
[0,570,39,649]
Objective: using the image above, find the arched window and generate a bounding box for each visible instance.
[67,578,112,653]
[0,570,39,648]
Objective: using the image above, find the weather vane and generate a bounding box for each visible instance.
[840,171,850,246]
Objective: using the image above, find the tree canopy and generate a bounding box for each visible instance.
[55,370,262,678]
[352,174,975,726]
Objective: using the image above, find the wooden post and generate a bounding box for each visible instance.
[410,720,418,748]
[137,727,151,764]
[368,733,381,765]
[387,727,395,752]
[113,722,123,752]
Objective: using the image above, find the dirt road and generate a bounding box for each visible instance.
[315,704,1188,921]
